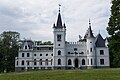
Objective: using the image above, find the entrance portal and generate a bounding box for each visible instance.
[74,58,79,68]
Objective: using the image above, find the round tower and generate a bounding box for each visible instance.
[84,20,95,69]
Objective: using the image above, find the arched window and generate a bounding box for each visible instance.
[82,59,85,65]
[58,50,61,55]
[68,59,72,65]
[58,59,61,65]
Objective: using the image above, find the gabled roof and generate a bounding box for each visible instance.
[95,33,106,47]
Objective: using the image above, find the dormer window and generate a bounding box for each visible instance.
[25,46,27,49]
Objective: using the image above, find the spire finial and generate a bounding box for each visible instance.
[89,19,91,27]
[59,4,61,13]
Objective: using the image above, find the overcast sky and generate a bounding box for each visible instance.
[0,0,111,42]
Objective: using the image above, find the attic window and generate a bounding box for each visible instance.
[25,46,27,49]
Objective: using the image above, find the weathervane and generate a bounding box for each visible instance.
[89,19,91,27]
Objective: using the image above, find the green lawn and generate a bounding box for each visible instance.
[0,68,120,80]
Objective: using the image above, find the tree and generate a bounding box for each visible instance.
[107,0,120,67]
[0,31,20,72]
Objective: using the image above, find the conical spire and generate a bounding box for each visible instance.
[56,5,63,28]
[84,19,94,38]
[56,12,62,28]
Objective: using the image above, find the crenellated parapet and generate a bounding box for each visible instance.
[66,41,86,46]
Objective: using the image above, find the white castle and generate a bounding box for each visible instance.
[15,8,109,71]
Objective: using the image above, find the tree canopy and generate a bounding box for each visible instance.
[107,0,120,67]
[0,31,20,72]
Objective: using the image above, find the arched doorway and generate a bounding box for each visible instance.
[74,58,79,68]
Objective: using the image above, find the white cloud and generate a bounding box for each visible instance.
[0,0,111,42]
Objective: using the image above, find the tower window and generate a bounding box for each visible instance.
[100,50,104,55]
[57,34,61,41]
[100,59,104,65]
[58,50,61,55]
[58,59,61,65]
[90,48,92,52]
[58,44,61,46]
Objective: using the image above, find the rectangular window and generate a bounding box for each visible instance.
[27,53,30,57]
[91,59,93,65]
[22,53,24,57]
[51,59,52,65]
[34,59,37,65]
[74,48,77,51]
[40,59,42,65]
[27,61,30,65]
[16,61,18,65]
[90,48,92,52]
[100,59,104,65]
[21,60,24,65]
[100,50,104,55]
[57,35,61,41]
[88,59,89,65]
[46,59,48,65]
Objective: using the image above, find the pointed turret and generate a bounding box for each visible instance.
[53,5,66,29]
[56,12,62,28]
[84,20,94,38]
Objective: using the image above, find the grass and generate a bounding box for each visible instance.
[0,68,120,80]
